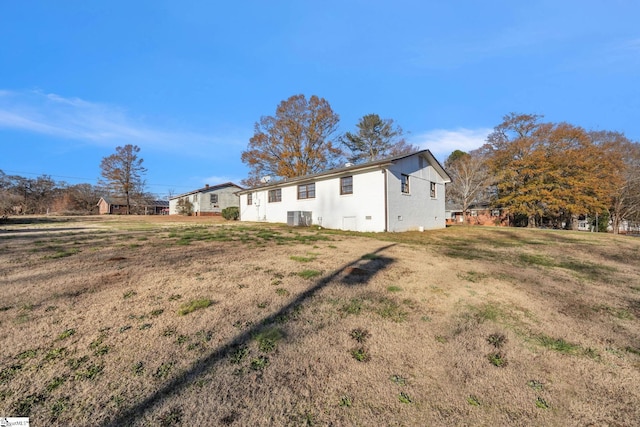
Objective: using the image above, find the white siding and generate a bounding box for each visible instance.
[239,151,450,232]
[239,169,387,232]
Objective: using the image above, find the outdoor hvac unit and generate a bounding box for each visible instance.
[287,211,312,227]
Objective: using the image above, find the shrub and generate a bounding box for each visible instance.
[221,207,239,220]
[176,198,193,216]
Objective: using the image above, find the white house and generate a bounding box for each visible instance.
[169,182,243,216]
[237,150,451,232]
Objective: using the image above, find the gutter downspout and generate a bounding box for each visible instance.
[383,168,388,232]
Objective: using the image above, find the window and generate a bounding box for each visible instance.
[430,182,436,198]
[210,194,218,204]
[297,183,315,199]
[247,193,253,205]
[340,176,353,195]
[268,188,282,203]
[193,194,198,202]
[401,174,410,194]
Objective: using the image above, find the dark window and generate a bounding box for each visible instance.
[268,189,282,203]
[430,182,436,198]
[210,194,218,204]
[340,176,353,195]
[297,183,316,199]
[247,193,253,205]
[401,174,410,194]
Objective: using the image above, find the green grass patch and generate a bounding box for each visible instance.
[519,253,555,267]
[376,298,408,322]
[457,271,488,283]
[153,362,174,379]
[340,298,363,316]
[44,347,67,362]
[275,288,290,297]
[487,352,507,367]
[398,392,413,404]
[74,364,104,380]
[390,374,407,386]
[535,334,581,354]
[16,349,38,360]
[46,376,67,392]
[298,269,321,279]
[250,356,269,370]
[350,347,371,362]
[254,327,283,353]
[229,346,249,364]
[387,285,402,292]
[57,328,76,341]
[535,397,550,409]
[123,290,137,299]
[178,298,213,315]
[467,395,481,406]
[290,255,316,262]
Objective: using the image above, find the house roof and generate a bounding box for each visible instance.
[237,149,451,194]
[170,182,244,200]
[98,197,169,207]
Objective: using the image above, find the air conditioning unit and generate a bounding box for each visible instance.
[287,211,312,227]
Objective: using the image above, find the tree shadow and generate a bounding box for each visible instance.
[0,227,93,236]
[103,243,396,426]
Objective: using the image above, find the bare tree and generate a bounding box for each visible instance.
[99,145,147,214]
[590,131,640,233]
[445,150,492,223]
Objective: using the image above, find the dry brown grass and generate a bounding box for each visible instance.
[1,216,639,426]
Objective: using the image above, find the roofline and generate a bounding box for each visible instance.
[170,182,244,199]
[237,149,451,194]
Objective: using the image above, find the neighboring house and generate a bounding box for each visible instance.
[446,203,508,226]
[237,150,451,232]
[97,197,169,215]
[612,219,640,234]
[169,182,243,216]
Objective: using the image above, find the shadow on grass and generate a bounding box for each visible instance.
[102,243,397,426]
[0,227,93,237]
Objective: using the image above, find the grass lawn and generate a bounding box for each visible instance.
[1,216,639,426]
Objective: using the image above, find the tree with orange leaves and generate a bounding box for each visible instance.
[241,95,342,186]
[484,113,623,229]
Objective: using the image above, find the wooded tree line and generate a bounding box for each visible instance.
[0,170,103,216]
[1,145,151,216]
[446,113,640,232]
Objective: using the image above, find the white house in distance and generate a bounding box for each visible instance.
[237,150,451,232]
[169,182,243,216]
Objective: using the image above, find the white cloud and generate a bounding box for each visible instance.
[410,128,492,162]
[0,89,226,152]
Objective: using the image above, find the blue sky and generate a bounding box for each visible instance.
[2,1,639,198]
